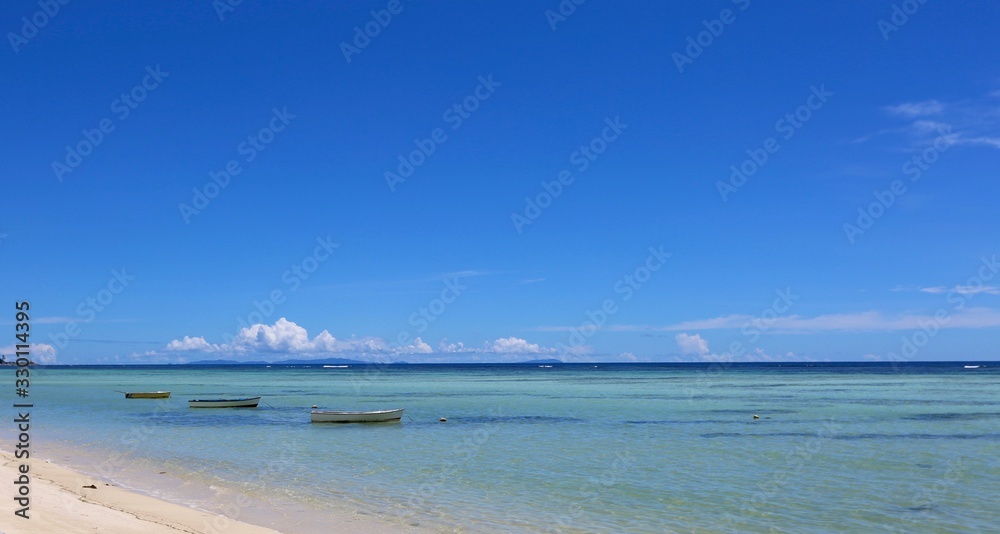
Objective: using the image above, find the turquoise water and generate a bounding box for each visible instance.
[3,363,998,533]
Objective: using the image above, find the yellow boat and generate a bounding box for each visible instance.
[124,391,171,399]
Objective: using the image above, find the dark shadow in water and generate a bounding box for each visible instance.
[132,408,307,427]
[455,415,586,424]
[701,432,1000,440]
[691,409,798,415]
[625,419,779,425]
[818,398,1000,406]
[904,505,935,512]
[902,412,1000,421]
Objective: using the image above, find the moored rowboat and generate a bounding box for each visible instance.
[124,391,170,399]
[310,408,404,423]
[188,397,261,408]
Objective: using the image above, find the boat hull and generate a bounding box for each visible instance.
[125,391,170,399]
[310,408,403,423]
[188,397,261,408]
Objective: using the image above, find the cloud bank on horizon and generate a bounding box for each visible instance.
[152,318,567,363]
[148,318,802,364]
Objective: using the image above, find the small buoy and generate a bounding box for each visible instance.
[312,405,318,409]
[440,417,447,422]
[753,414,760,419]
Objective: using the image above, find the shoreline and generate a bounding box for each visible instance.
[0,449,426,534]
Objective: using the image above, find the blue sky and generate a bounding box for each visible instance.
[3,0,999,364]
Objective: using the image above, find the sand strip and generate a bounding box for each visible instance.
[0,449,281,533]
[0,450,420,534]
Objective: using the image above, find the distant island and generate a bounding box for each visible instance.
[0,355,35,366]
[187,357,564,365]
[189,357,368,365]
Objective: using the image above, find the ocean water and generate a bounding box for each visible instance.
[3,362,998,533]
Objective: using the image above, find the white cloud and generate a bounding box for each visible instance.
[164,318,387,356]
[608,315,753,332]
[438,340,467,352]
[860,95,1000,152]
[165,335,221,352]
[1,343,57,364]
[398,337,433,354]
[486,336,549,354]
[919,285,999,296]
[441,336,558,354]
[884,100,944,117]
[909,119,950,134]
[618,352,639,362]
[231,319,321,352]
[960,136,1000,149]
[675,333,709,355]
[613,307,1000,333]
[161,319,560,361]
[667,336,800,363]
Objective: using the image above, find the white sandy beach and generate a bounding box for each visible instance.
[0,450,422,534]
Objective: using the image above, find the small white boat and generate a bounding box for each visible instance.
[310,408,403,423]
[964,365,981,369]
[188,397,261,408]
[124,391,170,399]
